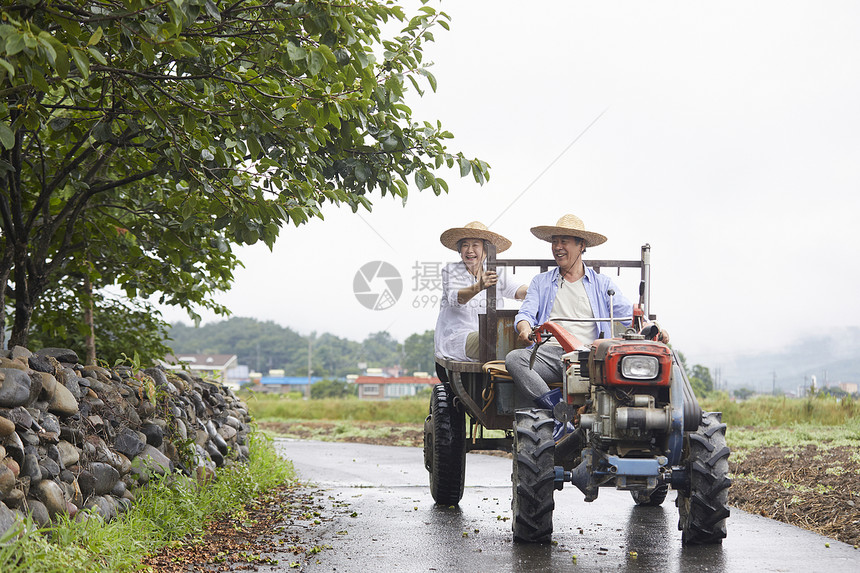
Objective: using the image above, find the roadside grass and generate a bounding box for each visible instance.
[242,392,428,424]
[700,393,859,427]
[0,430,294,573]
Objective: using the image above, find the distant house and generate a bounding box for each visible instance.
[354,375,439,400]
[159,354,239,389]
[254,375,324,395]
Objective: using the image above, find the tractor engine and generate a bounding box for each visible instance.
[559,332,677,499]
[572,334,673,444]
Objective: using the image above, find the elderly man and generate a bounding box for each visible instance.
[505,214,666,439]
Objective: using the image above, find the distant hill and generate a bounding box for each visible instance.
[166,317,435,377]
[716,327,860,393]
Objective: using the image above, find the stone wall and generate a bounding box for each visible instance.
[0,345,252,536]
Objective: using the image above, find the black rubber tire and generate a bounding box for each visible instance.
[425,383,466,505]
[512,409,556,543]
[676,411,732,544]
[631,484,669,506]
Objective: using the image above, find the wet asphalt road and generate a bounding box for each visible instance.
[273,439,858,573]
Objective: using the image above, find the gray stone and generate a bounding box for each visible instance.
[0,501,20,537]
[3,486,25,508]
[9,406,35,431]
[83,495,115,521]
[36,347,79,364]
[217,424,237,442]
[26,498,51,527]
[20,429,39,447]
[206,440,224,467]
[144,367,169,388]
[26,372,43,406]
[90,462,120,496]
[174,418,188,441]
[111,479,126,498]
[59,425,83,445]
[77,470,96,497]
[211,432,229,456]
[140,423,163,448]
[132,444,172,477]
[32,479,67,519]
[57,440,80,467]
[48,381,79,416]
[39,457,60,480]
[28,354,55,375]
[39,412,60,435]
[82,365,111,383]
[3,432,24,467]
[114,427,146,458]
[45,443,61,465]
[9,345,31,360]
[0,368,33,408]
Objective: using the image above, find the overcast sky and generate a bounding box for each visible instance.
[162,1,860,376]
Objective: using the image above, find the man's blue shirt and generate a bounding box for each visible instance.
[514,265,633,340]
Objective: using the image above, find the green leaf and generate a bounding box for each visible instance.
[0,124,14,150]
[309,50,326,76]
[88,46,107,65]
[5,34,25,56]
[458,157,471,177]
[69,47,90,79]
[355,163,371,183]
[286,41,306,61]
[415,170,427,190]
[0,58,14,78]
[88,26,104,46]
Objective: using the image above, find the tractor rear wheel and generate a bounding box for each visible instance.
[631,485,669,506]
[512,409,556,543]
[425,383,466,505]
[676,411,731,544]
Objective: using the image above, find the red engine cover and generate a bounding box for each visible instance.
[590,338,672,386]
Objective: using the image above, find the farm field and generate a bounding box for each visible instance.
[249,393,860,548]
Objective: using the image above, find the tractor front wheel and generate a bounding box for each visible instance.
[512,409,556,543]
[425,383,466,505]
[676,411,731,544]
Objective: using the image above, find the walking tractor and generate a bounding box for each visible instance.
[424,245,731,544]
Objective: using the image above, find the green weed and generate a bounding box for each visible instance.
[0,431,294,573]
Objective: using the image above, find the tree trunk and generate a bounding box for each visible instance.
[0,263,9,350]
[9,293,31,349]
[84,274,96,365]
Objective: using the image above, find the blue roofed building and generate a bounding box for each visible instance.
[254,375,324,395]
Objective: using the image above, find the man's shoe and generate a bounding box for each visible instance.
[533,389,573,442]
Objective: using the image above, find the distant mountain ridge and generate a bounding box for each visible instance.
[714,327,860,393]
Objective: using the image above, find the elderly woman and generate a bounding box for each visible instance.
[434,221,527,362]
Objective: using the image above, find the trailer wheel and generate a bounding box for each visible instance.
[512,409,556,543]
[425,383,466,505]
[676,411,731,544]
[631,485,669,506]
